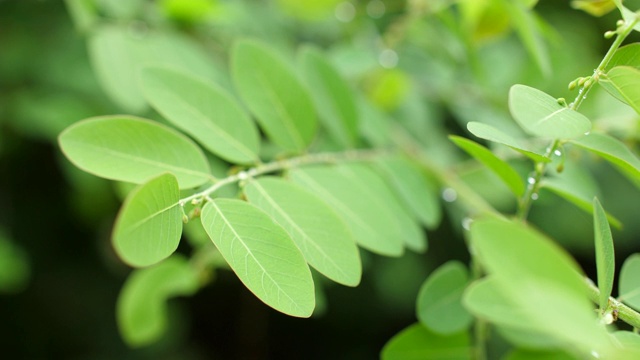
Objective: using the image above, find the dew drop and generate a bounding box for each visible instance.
[237,171,248,181]
[335,2,356,22]
[531,193,539,200]
[442,188,457,202]
[527,177,536,185]
[584,131,590,136]
[591,350,600,359]
[554,149,562,157]
[462,217,473,231]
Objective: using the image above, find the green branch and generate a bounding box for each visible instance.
[586,278,640,329]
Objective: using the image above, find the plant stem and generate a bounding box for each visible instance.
[585,278,640,329]
[516,17,638,221]
[179,148,390,207]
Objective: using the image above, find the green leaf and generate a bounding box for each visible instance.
[375,156,442,229]
[470,218,612,354]
[357,95,392,147]
[88,25,221,112]
[58,115,211,189]
[605,43,640,71]
[467,122,550,163]
[506,3,550,76]
[509,84,592,139]
[201,198,315,317]
[619,254,640,309]
[289,165,405,256]
[571,0,617,17]
[570,132,640,189]
[381,323,471,360]
[416,261,472,335]
[232,39,317,152]
[117,255,199,347]
[298,46,358,148]
[504,349,579,360]
[243,177,361,287]
[450,136,525,196]
[141,66,260,164]
[0,233,30,294]
[600,66,640,115]
[541,165,622,229]
[112,173,182,267]
[593,197,615,311]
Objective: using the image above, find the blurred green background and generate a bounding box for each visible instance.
[1,0,640,358]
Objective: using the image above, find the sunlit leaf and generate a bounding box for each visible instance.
[593,197,615,311]
[504,349,579,360]
[117,255,199,347]
[299,46,358,148]
[232,39,317,152]
[600,66,640,115]
[201,198,315,317]
[58,116,211,189]
[450,136,525,196]
[141,66,260,164]
[619,254,640,309]
[467,122,550,163]
[571,0,617,17]
[570,132,640,189]
[416,261,472,335]
[381,323,471,360]
[470,218,612,354]
[509,84,591,139]
[244,177,361,286]
[375,156,442,229]
[289,165,405,256]
[112,173,182,267]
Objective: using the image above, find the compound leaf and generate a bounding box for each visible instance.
[299,46,358,148]
[244,177,361,287]
[450,136,525,196]
[290,165,404,256]
[232,39,316,153]
[417,261,472,335]
[201,198,315,317]
[375,156,442,229]
[141,66,260,164]
[467,122,550,163]
[593,197,615,311]
[619,254,640,309]
[113,173,182,267]
[570,132,640,189]
[117,255,199,347]
[58,115,211,189]
[381,323,471,360]
[509,84,591,139]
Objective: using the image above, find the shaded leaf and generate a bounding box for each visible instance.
[112,173,182,267]
[117,255,199,347]
[593,197,615,311]
[470,218,612,354]
[450,136,525,196]
[509,84,591,139]
[299,46,358,148]
[0,233,30,294]
[417,261,472,335]
[467,122,550,163]
[244,177,361,286]
[570,132,640,189]
[357,95,392,147]
[232,39,316,152]
[381,323,471,360]
[376,156,441,229]
[619,254,640,309]
[289,165,405,256]
[58,115,211,189]
[201,199,315,317]
[600,66,640,115]
[141,66,260,164]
